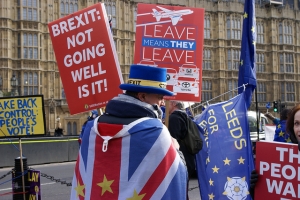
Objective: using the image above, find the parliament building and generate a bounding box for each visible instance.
[0,0,299,135]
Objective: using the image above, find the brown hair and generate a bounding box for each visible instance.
[280,108,290,120]
[286,104,300,144]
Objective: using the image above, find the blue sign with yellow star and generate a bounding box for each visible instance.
[194,92,254,200]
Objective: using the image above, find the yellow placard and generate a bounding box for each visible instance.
[0,95,46,137]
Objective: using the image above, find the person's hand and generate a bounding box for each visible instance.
[250,170,258,189]
[250,169,258,199]
[264,112,275,120]
[264,112,271,117]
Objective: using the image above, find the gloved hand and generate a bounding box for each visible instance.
[250,170,258,188]
[250,169,258,199]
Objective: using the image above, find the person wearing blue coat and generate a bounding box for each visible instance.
[265,108,291,142]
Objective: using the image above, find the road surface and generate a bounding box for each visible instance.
[0,162,201,199]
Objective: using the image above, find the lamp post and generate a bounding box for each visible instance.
[10,74,19,96]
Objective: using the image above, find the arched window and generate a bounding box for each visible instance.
[24,72,28,84]
[227,16,241,40]
[257,82,266,102]
[23,33,27,46]
[73,122,77,135]
[23,71,37,95]
[279,22,293,44]
[69,3,73,13]
[22,0,37,21]
[203,49,211,70]
[74,4,78,12]
[256,53,265,72]
[281,82,295,102]
[23,33,38,60]
[28,72,33,84]
[33,34,38,46]
[28,34,32,46]
[112,5,116,16]
[227,49,240,70]
[33,72,38,85]
[18,33,21,46]
[67,122,72,135]
[256,22,264,44]
[106,5,111,15]
[60,2,64,17]
[279,53,294,73]
[228,80,238,99]
[226,17,231,39]
[65,3,69,14]
[204,15,210,39]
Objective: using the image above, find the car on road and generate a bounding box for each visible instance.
[247,111,269,142]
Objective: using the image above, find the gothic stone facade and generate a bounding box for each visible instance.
[0,0,299,135]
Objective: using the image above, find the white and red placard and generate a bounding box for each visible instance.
[134,3,204,102]
[48,3,123,115]
[255,141,300,199]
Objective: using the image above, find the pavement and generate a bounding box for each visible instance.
[188,178,201,200]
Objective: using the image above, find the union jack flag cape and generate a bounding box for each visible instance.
[70,117,187,200]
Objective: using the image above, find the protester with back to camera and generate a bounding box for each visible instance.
[250,104,300,199]
[265,108,291,143]
[71,64,188,200]
[168,100,198,179]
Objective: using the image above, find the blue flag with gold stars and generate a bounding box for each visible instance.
[195,92,254,200]
[238,0,256,108]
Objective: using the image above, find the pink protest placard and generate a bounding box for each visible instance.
[48,3,123,114]
[255,141,300,199]
[134,4,204,102]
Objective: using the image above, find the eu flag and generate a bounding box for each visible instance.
[195,92,254,200]
[238,0,257,108]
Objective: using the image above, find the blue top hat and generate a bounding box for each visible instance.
[119,65,173,96]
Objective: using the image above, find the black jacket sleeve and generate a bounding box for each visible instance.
[250,170,258,199]
[168,111,187,140]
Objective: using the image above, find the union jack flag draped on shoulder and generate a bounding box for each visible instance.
[70,117,187,200]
